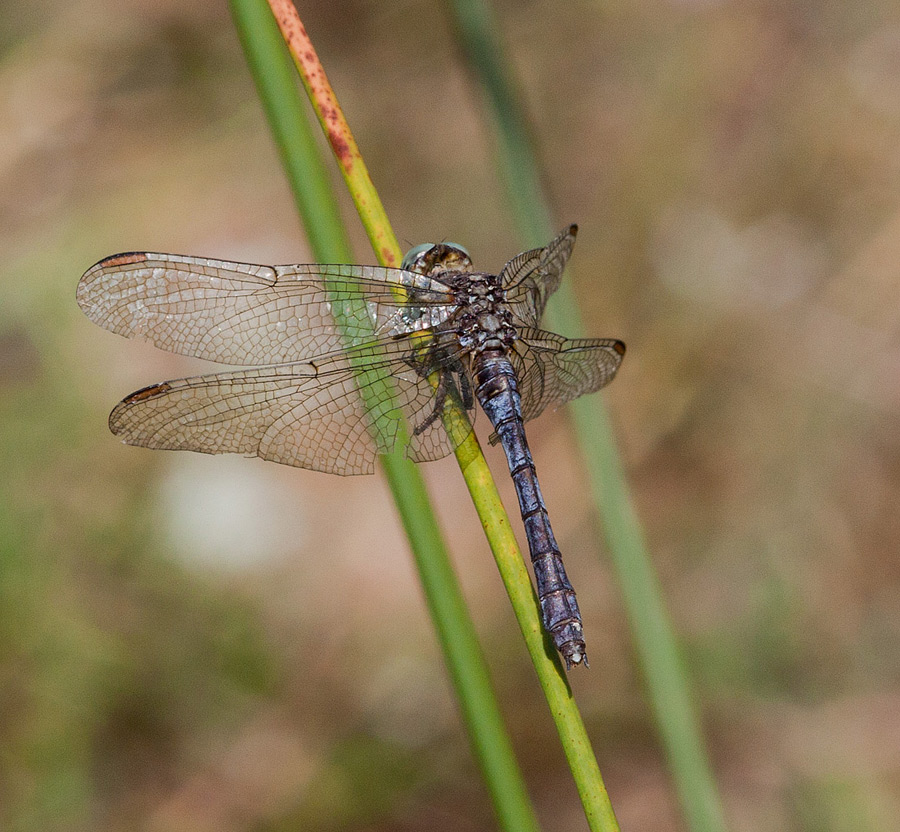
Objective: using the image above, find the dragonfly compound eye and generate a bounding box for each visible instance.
[401,243,435,271]
[402,241,472,274]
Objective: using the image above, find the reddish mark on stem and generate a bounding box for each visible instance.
[269,0,368,181]
[329,133,351,163]
[268,0,355,171]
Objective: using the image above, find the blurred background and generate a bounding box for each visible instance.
[2,0,900,830]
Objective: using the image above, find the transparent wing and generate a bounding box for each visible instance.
[77,252,457,365]
[505,329,625,429]
[500,225,578,327]
[108,340,474,475]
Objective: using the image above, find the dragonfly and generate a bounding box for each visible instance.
[77,225,624,668]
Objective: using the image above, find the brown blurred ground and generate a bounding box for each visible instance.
[2,1,900,830]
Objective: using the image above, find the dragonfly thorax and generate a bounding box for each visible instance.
[444,271,504,307]
[455,297,517,354]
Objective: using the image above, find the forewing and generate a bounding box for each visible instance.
[508,329,625,427]
[500,225,578,327]
[77,252,457,365]
[108,340,474,475]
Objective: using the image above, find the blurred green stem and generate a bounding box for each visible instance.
[446,1,729,831]
[229,2,541,831]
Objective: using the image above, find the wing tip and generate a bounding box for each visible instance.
[613,339,626,357]
[109,383,173,434]
[78,252,153,314]
[122,381,173,404]
[97,251,150,269]
[81,251,151,282]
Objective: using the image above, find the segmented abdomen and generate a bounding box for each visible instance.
[473,350,587,668]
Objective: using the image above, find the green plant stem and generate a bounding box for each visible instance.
[229,2,539,831]
[233,1,622,829]
[229,0,345,260]
[446,2,729,831]
[456,442,620,832]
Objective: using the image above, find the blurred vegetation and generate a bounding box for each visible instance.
[2,1,900,831]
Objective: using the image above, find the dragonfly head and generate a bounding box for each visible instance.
[402,241,472,276]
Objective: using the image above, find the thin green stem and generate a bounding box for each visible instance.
[234,1,622,829]
[446,2,729,831]
[229,2,539,831]
[230,0,346,260]
[457,444,620,831]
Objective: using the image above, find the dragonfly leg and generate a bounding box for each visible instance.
[404,349,469,437]
[413,368,450,436]
[456,366,474,410]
